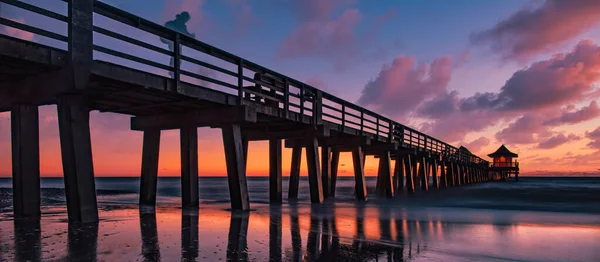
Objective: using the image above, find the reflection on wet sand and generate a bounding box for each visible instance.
[227,211,249,262]
[181,211,199,261]
[67,221,99,262]
[14,218,41,262]
[5,205,600,261]
[140,212,160,261]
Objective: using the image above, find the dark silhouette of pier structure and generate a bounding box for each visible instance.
[1,0,492,222]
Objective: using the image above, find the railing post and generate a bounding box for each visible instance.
[388,122,393,143]
[312,90,322,125]
[376,118,379,137]
[360,109,364,135]
[68,0,93,90]
[284,78,289,117]
[341,104,346,128]
[173,33,181,93]
[237,59,244,106]
[299,84,305,117]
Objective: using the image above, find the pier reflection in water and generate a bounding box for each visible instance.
[2,204,600,261]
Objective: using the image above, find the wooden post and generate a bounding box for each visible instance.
[418,156,428,191]
[321,146,332,198]
[11,104,40,218]
[288,145,301,200]
[139,129,161,208]
[305,138,324,203]
[431,159,439,189]
[449,161,456,186]
[269,139,282,203]
[393,156,403,192]
[440,161,448,188]
[57,96,98,223]
[404,154,415,194]
[352,146,367,200]
[180,127,199,209]
[330,150,340,197]
[222,125,250,211]
[377,151,394,198]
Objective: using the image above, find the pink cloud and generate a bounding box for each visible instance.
[471,0,600,60]
[543,101,600,126]
[537,133,581,149]
[1,18,34,41]
[585,126,600,149]
[279,9,362,61]
[461,137,491,154]
[358,55,452,116]
[305,76,327,90]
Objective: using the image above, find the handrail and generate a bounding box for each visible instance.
[0,0,490,165]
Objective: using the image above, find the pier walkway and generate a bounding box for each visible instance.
[0,0,491,222]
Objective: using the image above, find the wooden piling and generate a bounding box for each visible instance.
[180,127,199,209]
[393,156,403,192]
[11,104,40,218]
[139,129,161,208]
[404,155,415,194]
[352,146,368,200]
[269,139,283,203]
[440,161,448,188]
[222,125,250,211]
[431,159,439,189]
[288,145,301,200]
[321,146,332,198]
[418,156,429,191]
[57,96,98,223]
[330,150,340,197]
[377,151,394,198]
[305,138,324,203]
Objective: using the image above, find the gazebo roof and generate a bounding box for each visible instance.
[488,144,518,158]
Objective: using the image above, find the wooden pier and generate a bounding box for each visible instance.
[0,0,493,222]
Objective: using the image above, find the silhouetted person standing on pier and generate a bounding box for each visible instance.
[160,11,195,78]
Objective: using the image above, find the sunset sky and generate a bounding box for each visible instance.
[1,0,600,177]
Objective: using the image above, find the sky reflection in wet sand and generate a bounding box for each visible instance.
[1,203,600,262]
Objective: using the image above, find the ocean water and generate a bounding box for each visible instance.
[0,177,599,261]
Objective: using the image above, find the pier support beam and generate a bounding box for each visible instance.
[180,127,199,209]
[352,146,367,200]
[440,161,448,188]
[417,156,428,191]
[57,96,98,223]
[139,129,161,208]
[321,146,331,198]
[330,150,340,197]
[376,151,394,198]
[449,162,456,186]
[269,139,282,203]
[403,154,415,194]
[393,156,403,193]
[11,104,40,218]
[288,145,301,200]
[222,125,250,211]
[431,159,439,189]
[305,138,324,203]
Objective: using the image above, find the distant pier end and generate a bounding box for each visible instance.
[488,145,519,181]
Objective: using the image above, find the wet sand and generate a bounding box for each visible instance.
[1,201,600,261]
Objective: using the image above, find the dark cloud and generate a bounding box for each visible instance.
[537,133,581,149]
[585,126,600,149]
[543,101,600,126]
[471,0,600,60]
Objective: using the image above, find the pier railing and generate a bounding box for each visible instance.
[489,161,519,168]
[0,0,488,165]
